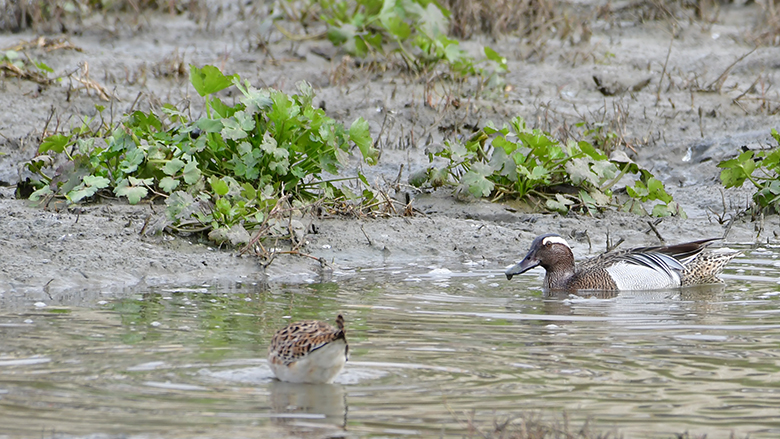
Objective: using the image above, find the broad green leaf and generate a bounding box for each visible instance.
[268,90,299,124]
[67,185,100,203]
[627,181,648,199]
[235,79,273,113]
[165,190,197,220]
[76,138,94,154]
[39,134,70,154]
[221,118,247,140]
[462,169,494,198]
[493,137,518,155]
[578,141,607,160]
[591,159,617,181]
[196,117,223,133]
[269,158,290,175]
[417,2,448,37]
[349,117,377,165]
[162,158,185,175]
[211,176,229,196]
[215,197,232,215]
[128,111,162,132]
[115,184,148,204]
[234,110,256,132]
[83,175,110,188]
[241,182,256,199]
[159,176,179,193]
[529,165,549,181]
[189,65,237,97]
[29,185,53,201]
[383,14,411,40]
[119,148,145,173]
[182,161,201,184]
[647,177,672,203]
[565,157,599,186]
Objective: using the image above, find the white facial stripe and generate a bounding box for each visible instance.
[542,236,570,247]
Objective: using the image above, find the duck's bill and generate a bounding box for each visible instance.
[505,257,539,280]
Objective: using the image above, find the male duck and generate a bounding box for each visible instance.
[505,234,740,292]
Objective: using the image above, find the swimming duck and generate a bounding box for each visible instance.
[505,234,740,291]
[268,314,348,384]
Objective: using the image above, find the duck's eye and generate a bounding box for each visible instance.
[545,242,552,247]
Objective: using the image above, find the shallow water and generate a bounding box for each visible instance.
[1,244,780,439]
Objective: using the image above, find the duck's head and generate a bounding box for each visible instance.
[505,234,574,280]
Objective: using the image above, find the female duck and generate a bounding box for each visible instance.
[268,314,348,384]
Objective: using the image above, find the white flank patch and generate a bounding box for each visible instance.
[270,339,347,384]
[606,263,680,290]
[542,236,570,247]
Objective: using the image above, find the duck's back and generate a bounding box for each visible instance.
[569,251,683,291]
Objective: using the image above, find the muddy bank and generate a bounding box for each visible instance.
[2,182,776,308]
[1,3,779,304]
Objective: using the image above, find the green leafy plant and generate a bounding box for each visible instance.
[718,129,780,212]
[25,65,378,245]
[410,116,684,217]
[292,0,507,85]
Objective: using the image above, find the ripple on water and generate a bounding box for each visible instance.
[0,245,778,438]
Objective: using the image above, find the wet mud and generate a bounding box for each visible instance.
[1,3,779,302]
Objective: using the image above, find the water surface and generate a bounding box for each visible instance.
[1,245,780,438]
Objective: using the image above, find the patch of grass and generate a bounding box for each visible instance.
[0,0,206,32]
[23,64,379,247]
[410,116,684,217]
[718,129,780,213]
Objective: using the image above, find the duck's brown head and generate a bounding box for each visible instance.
[505,234,575,280]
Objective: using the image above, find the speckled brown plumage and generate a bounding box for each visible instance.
[269,315,347,366]
[267,315,349,383]
[680,251,738,286]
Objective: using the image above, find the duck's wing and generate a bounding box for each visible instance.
[578,245,687,279]
[632,238,721,264]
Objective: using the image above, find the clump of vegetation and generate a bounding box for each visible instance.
[409,116,684,217]
[280,0,507,87]
[718,129,780,212]
[24,65,378,246]
[0,48,53,84]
